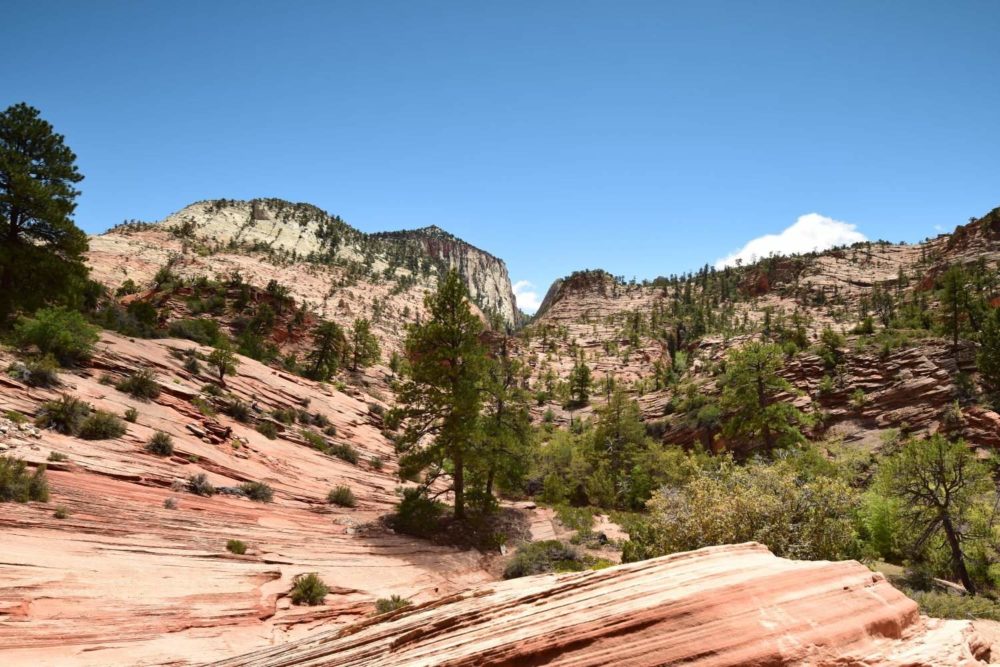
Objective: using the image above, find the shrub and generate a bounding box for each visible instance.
[290,573,329,606]
[503,540,585,579]
[163,497,178,509]
[907,590,1000,622]
[7,356,60,387]
[300,429,327,451]
[0,457,49,503]
[146,431,174,456]
[240,481,274,502]
[183,355,201,374]
[201,382,224,397]
[168,318,222,346]
[226,539,247,555]
[116,368,161,400]
[4,410,27,424]
[373,595,411,615]
[256,421,278,439]
[53,505,69,519]
[323,425,338,437]
[14,307,99,366]
[271,408,297,425]
[47,451,68,462]
[123,407,139,423]
[36,394,91,434]
[78,411,127,440]
[191,397,216,416]
[222,398,251,422]
[555,505,595,534]
[369,456,384,471]
[188,473,215,496]
[327,485,356,507]
[392,488,443,538]
[329,442,358,464]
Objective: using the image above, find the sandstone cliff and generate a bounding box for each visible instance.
[91,198,519,330]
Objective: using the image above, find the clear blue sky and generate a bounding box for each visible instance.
[4,1,999,311]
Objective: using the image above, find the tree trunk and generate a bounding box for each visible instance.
[941,514,976,594]
[453,450,465,521]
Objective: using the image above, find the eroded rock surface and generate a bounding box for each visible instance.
[210,543,991,667]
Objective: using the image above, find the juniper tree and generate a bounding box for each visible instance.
[306,321,346,381]
[349,318,380,371]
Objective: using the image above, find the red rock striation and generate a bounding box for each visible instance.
[210,543,991,667]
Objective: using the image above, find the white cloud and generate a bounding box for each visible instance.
[714,213,867,269]
[513,280,542,313]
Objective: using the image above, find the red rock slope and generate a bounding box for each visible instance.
[210,542,991,667]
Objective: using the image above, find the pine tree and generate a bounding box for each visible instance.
[388,271,486,520]
[720,341,808,451]
[0,103,87,321]
[978,308,1000,397]
[306,321,346,381]
[568,358,592,407]
[475,336,531,506]
[349,318,380,370]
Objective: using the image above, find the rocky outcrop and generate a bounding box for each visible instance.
[375,225,520,326]
[97,199,519,328]
[211,542,990,667]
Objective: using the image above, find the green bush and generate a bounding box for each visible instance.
[327,485,356,507]
[47,451,68,462]
[124,407,139,422]
[240,481,274,502]
[53,505,69,519]
[36,394,91,434]
[290,572,329,606]
[907,589,1000,621]
[188,473,215,496]
[0,457,49,502]
[369,456,384,471]
[116,368,161,400]
[392,488,443,538]
[222,398,251,422]
[78,411,126,440]
[183,355,201,374]
[15,307,99,366]
[329,442,358,464]
[7,356,60,387]
[4,410,27,424]
[271,408,296,425]
[146,431,174,456]
[503,540,585,579]
[256,421,278,439]
[168,318,222,346]
[300,429,327,451]
[226,539,247,555]
[555,505,595,534]
[373,594,411,615]
[191,397,215,416]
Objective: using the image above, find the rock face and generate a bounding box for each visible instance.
[98,199,519,328]
[210,543,990,667]
[0,332,493,666]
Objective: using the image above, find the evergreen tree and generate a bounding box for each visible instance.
[349,318,380,370]
[880,436,993,594]
[306,321,346,381]
[388,271,486,520]
[474,336,532,507]
[940,265,969,350]
[207,338,239,387]
[0,103,87,321]
[568,358,592,407]
[977,307,1000,398]
[720,341,807,451]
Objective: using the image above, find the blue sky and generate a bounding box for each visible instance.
[4,1,999,312]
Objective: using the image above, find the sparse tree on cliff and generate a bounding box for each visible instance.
[0,103,88,321]
[208,338,239,388]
